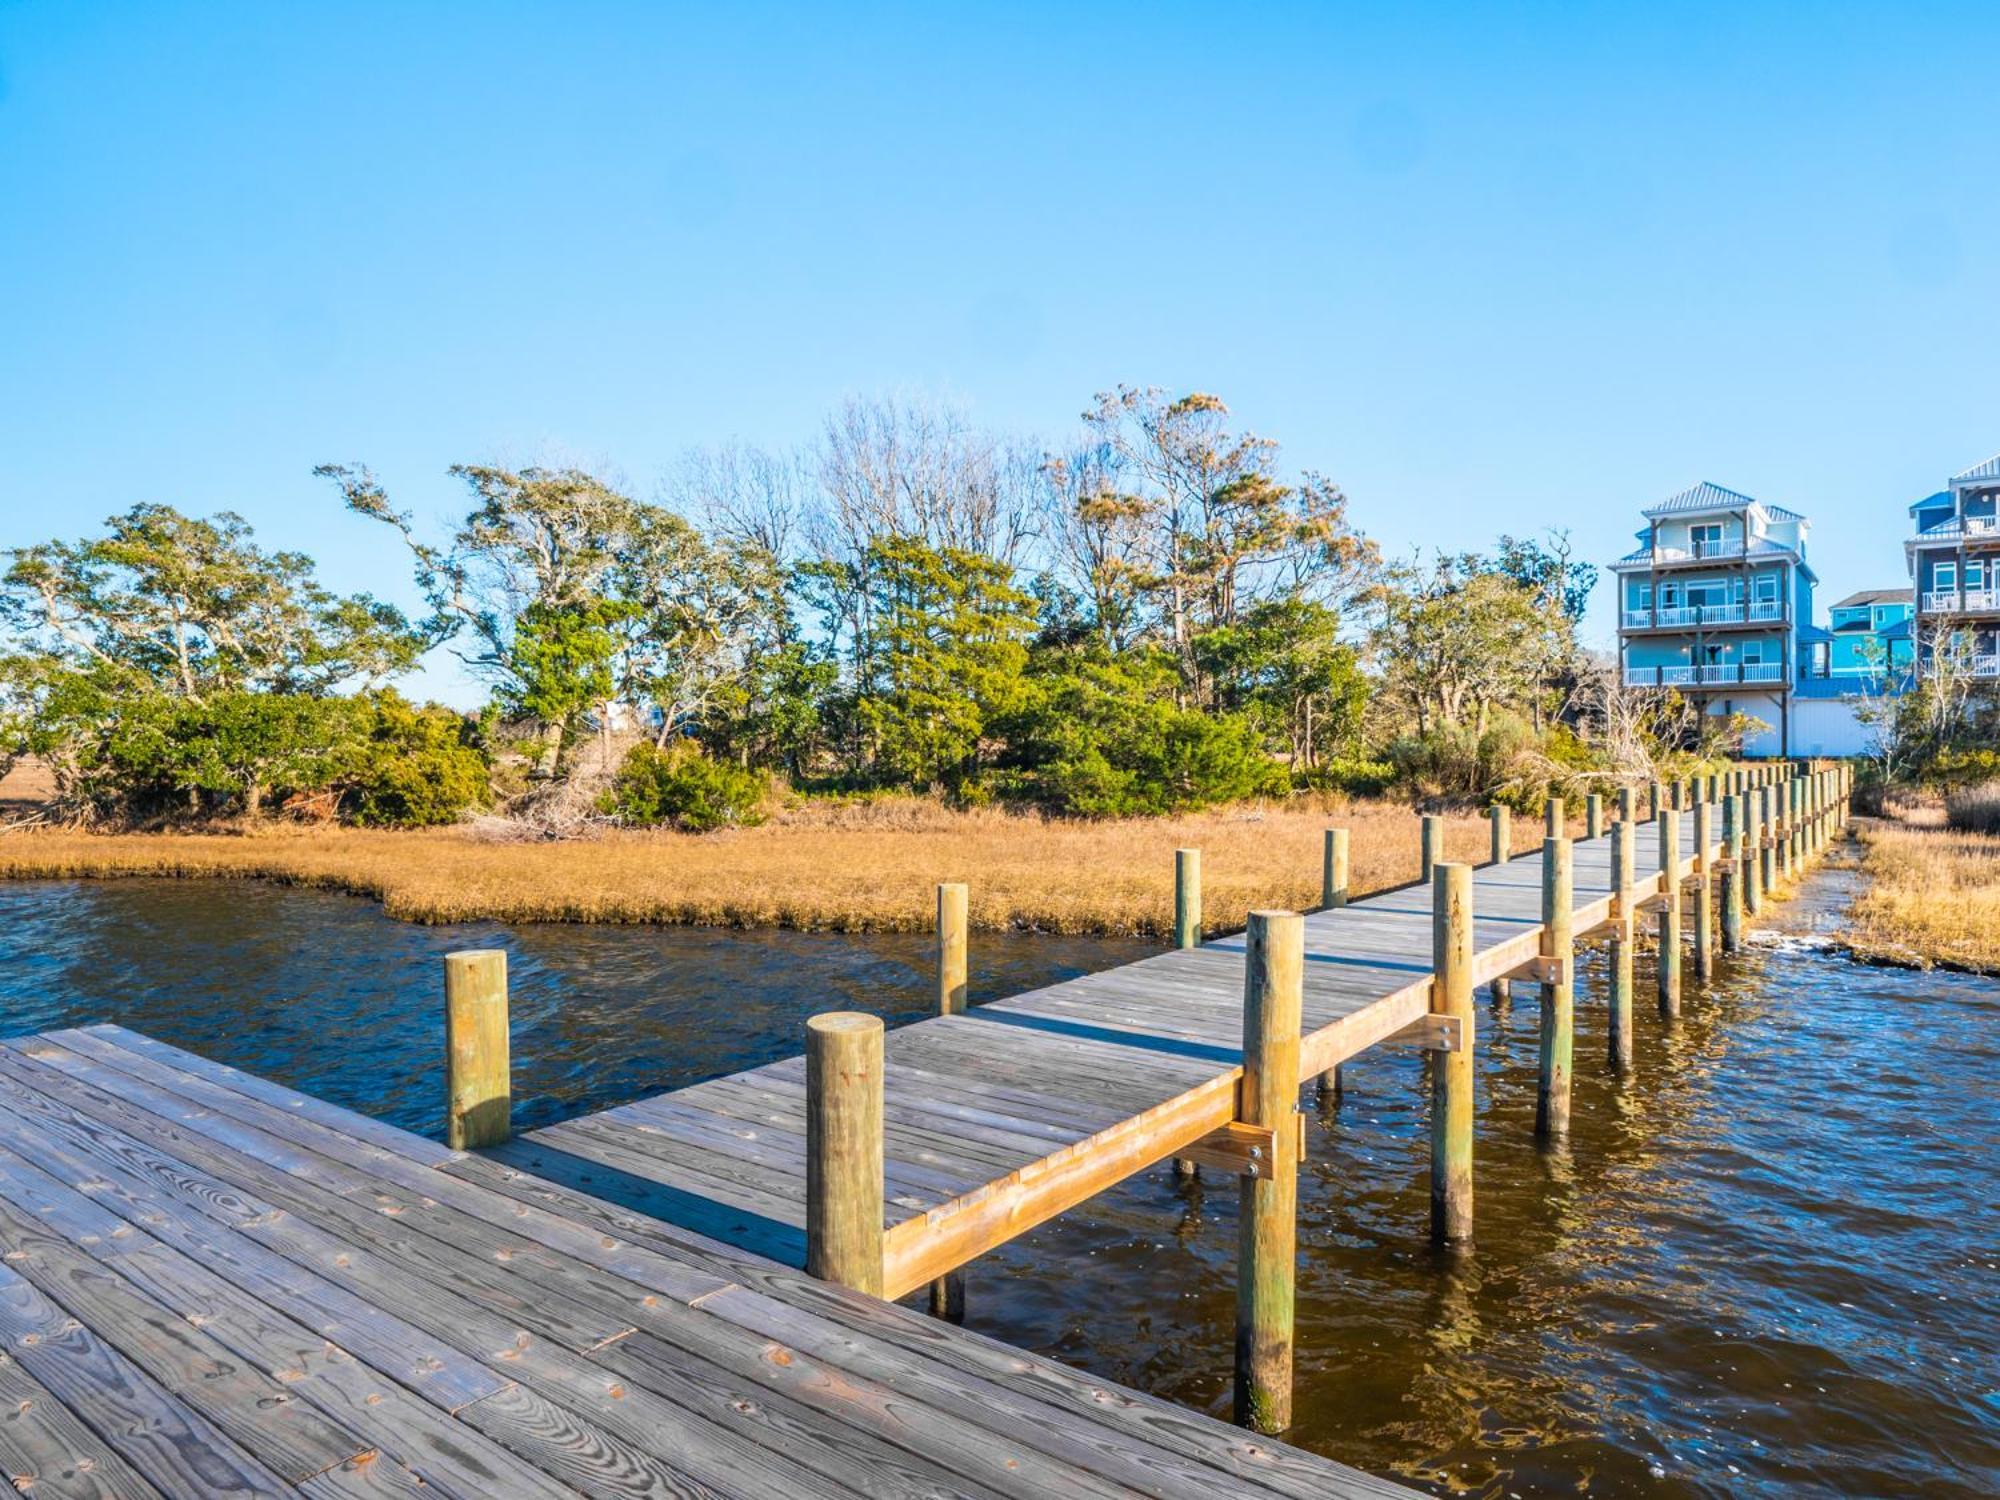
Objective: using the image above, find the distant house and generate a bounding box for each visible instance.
[1611,482,1814,755]
[1818,588,1915,682]
[1906,453,2000,683]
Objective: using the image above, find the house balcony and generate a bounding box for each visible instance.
[1619,600,1786,631]
[1920,588,2000,615]
[1623,662,1789,689]
[1641,539,1750,566]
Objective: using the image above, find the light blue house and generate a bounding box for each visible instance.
[1819,589,1915,682]
[1613,482,1813,754]
[1906,452,2000,683]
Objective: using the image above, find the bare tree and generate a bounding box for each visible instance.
[663,441,808,564]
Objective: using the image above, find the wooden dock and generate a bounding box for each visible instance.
[0,763,1848,1494]
[0,1024,1414,1497]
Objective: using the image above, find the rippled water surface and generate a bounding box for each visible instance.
[1,872,1994,1497]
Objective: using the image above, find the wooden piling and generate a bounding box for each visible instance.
[1318,828,1350,1096]
[1536,835,1574,1142]
[1420,815,1443,885]
[1618,786,1635,825]
[1321,828,1349,909]
[1649,780,1665,821]
[1487,806,1511,1010]
[1585,792,1603,840]
[1175,848,1202,950]
[1760,784,1778,895]
[1743,783,1763,916]
[932,883,969,1322]
[1545,796,1564,837]
[1692,800,1714,983]
[805,1011,885,1297]
[444,949,511,1151]
[1609,819,1635,1074]
[1430,864,1475,1245]
[1721,794,1743,955]
[1657,810,1681,1019]
[1235,910,1303,1435]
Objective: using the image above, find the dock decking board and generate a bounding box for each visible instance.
[0,1024,1413,1497]
[519,819,1716,1298]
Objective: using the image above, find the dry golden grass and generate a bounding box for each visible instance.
[1843,823,2000,973]
[0,795,1529,937]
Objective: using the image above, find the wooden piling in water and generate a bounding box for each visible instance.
[805,1011,885,1297]
[1692,800,1714,983]
[1487,806,1511,1011]
[1536,835,1574,1142]
[932,884,969,1322]
[1609,819,1635,1074]
[1321,828,1349,909]
[1743,784,1764,916]
[444,949,511,1151]
[1175,848,1202,950]
[1585,792,1603,840]
[1234,910,1303,1436]
[1760,783,1778,895]
[1430,864,1475,1245]
[1318,829,1349,1097]
[1657,810,1681,1019]
[1721,794,1744,955]
[1420,815,1443,885]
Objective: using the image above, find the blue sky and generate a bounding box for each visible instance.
[2,2,1995,705]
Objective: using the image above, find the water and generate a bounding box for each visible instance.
[1,874,1994,1498]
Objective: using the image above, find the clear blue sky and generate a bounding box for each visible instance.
[3,2,1995,706]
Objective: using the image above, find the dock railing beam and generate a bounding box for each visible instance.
[806,1011,885,1298]
[1609,819,1635,1074]
[1235,910,1303,1436]
[1430,863,1475,1244]
[444,950,511,1150]
[1536,835,1574,1141]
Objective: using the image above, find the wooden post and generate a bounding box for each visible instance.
[1692,800,1714,983]
[1487,804,1511,1010]
[1430,864,1475,1245]
[1618,786,1635,826]
[1759,784,1777,896]
[1585,792,1603,840]
[805,1011,884,1297]
[936,883,968,1017]
[1545,795,1564,837]
[1657,810,1681,1019]
[1609,819,1635,1074]
[1175,848,1202,950]
[1235,910,1303,1436]
[1420,815,1443,885]
[1649,781,1665,821]
[1671,780,1685,812]
[1321,828,1349,909]
[1319,828,1349,1097]
[931,884,969,1322]
[1743,783,1763,916]
[444,950,511,1151]
[1721,794,1744,955]
[1536,836,1574,1142]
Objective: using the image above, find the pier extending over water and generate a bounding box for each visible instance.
[0,762,1848,1494]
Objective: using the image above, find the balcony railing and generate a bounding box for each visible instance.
[1921,588,2000,614]
[1623,663,1789,688]
[1968,515,1999,537]
[1979,655,2000,678]
[1621,601,1783,629]
[1648,539,1749,563]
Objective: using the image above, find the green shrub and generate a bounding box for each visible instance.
[1298,757,1396,798]
[605,742,770,832]
[342,692,490,827]
[1925,748,2000,791]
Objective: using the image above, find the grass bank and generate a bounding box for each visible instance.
[0,797,1511,937]
[1842,823,2000,974]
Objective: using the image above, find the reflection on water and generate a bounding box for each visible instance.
[1,875,1994,1497]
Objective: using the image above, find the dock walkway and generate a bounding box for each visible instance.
[0,1024,1412,1497]
[507,820,1681,1298]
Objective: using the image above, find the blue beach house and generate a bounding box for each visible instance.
[1906,453,2000,684]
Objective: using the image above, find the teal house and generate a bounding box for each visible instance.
[1906,452,2000,683]
[1817,589,1914,683]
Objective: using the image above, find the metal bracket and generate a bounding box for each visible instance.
[1181,1120,1278,1178]
[1503,954,1569,987]
[1388,1013,1465,1053]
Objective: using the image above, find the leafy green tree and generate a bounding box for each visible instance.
[342,691,490,827]
[1193,598,1368,769]
[602,742,770,831]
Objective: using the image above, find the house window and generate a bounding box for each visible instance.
[1968,561,1988,590]
[1632,582,1652,609]
[1660,582,1681,608]
[1935,560,1958,592]
[1742,641,1765,663]
[1690,522,1724,550]
[1810,642,1830,676]
[1753,573,1779,602]
[1688,581,1727,607]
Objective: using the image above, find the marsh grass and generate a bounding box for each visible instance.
[1844,823,2000,973]
[0,794,1515,937]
